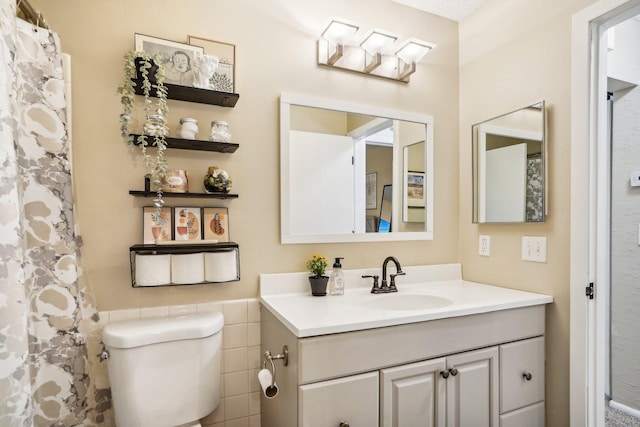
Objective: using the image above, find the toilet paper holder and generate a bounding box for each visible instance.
[263,345,289,389]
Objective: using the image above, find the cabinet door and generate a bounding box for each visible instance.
[299,371,379,427]
[380,357,447,427]
[446,347,499,427]
[500,402,545,427]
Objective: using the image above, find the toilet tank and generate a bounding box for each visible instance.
[102,311,224,427]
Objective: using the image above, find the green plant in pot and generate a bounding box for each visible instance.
[305,254,329,296]
[117,50,169,219]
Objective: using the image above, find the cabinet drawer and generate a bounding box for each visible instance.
[299,372,379,427]
[500,402,545,427]
[500,336,544,413]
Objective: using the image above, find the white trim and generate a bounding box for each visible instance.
[610,400,640,419]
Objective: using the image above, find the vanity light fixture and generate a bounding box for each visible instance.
[317,18,435,83]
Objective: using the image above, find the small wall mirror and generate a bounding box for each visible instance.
[472,101,546,223]
[280,93,434,244]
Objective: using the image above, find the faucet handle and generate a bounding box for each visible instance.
[362,275,380,293]
[389,271,406,292]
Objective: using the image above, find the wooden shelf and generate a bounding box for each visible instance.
[130,134,239,153]
[131,76,239,107]
[129,190,238,199]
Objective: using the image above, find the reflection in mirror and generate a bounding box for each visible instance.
[472,101,546,223]
[379,185,393,232]
[280,93,433,243]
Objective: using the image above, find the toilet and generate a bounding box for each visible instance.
[102,311,224,427]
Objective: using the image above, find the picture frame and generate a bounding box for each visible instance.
[173,207,202,241]
[134,33,204,87]
[202,207,230,242]
[187,35,236,93]
[142,206,172,244]
[406,171,425,207]
[366,172,377,210]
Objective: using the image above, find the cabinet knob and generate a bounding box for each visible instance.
[523,372,533,381]
[441,370,450,378]
[449,368,458,376]
[339,422,350,427]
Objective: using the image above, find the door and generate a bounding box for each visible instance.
[289,130,354,235]
[446,347,499,427]
[380,358,447,427]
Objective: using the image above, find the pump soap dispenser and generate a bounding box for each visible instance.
[329,257,345,295]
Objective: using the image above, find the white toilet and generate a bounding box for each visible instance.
[102,311,224,427]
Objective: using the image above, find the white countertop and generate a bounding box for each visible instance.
[259,264,553,338]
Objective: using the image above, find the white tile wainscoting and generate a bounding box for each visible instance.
[97,299,262,427]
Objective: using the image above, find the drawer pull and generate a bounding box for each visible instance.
[449,368,458,376]
[523,372,533,381]
[339,422,350,427]
[441,370,450,378]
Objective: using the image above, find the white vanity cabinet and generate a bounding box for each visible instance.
[261,304,547,427]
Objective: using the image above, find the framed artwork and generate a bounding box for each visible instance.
[142,206,172,244]
[366,172,377,210]
[406,171,425,207]
[134,33,204,87]
[187,35,236,93]
[202,207,230,242]
[173,207,202,241]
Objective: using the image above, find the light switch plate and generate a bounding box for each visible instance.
[522,236,547,262]
[479,235,490,257]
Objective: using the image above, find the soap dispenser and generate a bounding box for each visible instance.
[329,257,345,295]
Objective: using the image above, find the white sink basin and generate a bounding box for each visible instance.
[359,293,453,311]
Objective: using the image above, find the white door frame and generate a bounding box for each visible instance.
[570,1,640,426]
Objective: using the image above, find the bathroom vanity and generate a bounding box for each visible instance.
[259,264,552,427]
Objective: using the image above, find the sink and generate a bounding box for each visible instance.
[359,294,453,311]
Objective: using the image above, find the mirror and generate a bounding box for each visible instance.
[472,101,546,223]
[280,93,434,243]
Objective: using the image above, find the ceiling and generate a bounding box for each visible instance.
[391,0,487,21]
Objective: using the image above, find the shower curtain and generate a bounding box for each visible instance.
[0,3,103,426]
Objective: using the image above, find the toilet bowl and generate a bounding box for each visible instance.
[102,311,224,427]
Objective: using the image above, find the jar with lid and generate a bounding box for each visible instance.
[209,120,231,142]
[143,114,168,137]
[178,118,199,140]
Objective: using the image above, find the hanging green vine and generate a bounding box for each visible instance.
[117,51,169,218]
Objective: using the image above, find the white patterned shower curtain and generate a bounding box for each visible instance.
[0,3,102,426]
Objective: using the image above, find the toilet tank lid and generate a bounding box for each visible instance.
[102,311,224,349]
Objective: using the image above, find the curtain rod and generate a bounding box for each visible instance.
[16,0,49,29]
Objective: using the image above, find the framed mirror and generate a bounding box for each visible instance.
[472,101,546,223]
[280,93,434,244]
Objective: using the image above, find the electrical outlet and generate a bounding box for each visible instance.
[522,236,547,263]
[479,235,491,256]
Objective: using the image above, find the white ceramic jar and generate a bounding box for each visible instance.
[178,118,199,140]
[209,120,231,142]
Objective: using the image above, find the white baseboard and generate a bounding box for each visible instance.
[610,400,640,419]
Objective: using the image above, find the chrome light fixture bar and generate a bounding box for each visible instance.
[317,18,435,83]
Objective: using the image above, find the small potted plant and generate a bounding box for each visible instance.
[117,50,169,218]
[305,254,329,296]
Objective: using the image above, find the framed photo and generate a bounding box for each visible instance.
[406,171,425,207]
[134,33,204,87]
[188,35,236,93]
[366,172,377,210]
[202,207,230,242]
[142,207,172,244]
[173,207,202,241]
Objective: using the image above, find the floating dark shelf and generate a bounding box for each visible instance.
[131,76,239,107]
[130,241,239,254]
[130,134,239,153]
[129,190,238,199]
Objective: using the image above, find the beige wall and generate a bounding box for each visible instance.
[458,0,597,425]
[29,0,602,424]
[32,0,459,311]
